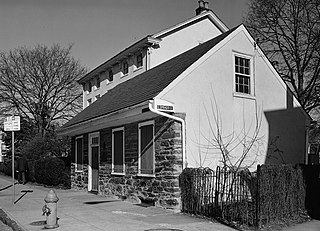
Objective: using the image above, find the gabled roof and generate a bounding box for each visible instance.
[63,26,238,129]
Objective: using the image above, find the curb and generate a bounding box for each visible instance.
[0,208,25,231]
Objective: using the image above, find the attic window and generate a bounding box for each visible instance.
[123,60,129,75]
[108,69,113,82]
[88,82,92,93]
[96,77,100,88]
[136,54,143,68]
[235,55,251,95]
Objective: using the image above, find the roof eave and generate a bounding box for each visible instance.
[152,11,228,39]
[77,36,161,84]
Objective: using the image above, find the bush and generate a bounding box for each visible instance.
[34,157,70,187]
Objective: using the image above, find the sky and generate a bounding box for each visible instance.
[0,0,250,71]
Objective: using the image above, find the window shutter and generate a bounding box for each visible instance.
[83,134,89,164]
[71,137,75,163]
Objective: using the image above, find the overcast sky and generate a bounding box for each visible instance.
[0,0,249,71]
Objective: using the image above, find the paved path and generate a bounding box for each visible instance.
[281,220,320,231]
[0,174,235,231]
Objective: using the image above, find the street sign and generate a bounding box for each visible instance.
[4,116,20,131]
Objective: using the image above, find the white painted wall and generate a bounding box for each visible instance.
[159,29,308,170]
[150,18,222,69]
[82,15,223,109]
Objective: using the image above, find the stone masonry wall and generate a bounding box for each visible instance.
[71,114,184,210]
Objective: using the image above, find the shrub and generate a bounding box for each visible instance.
[34,157,70,187]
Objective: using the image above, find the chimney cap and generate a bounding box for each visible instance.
[196,0,210,15]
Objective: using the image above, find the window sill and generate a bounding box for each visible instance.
[233,92,256,100]
[106,81,113,86]
[137,173,155,178]
[133,67,143,72]
[111,172,125,176]
[75,170,84,173]
[121,73,128,78]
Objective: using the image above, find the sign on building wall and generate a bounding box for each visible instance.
[154,99,175,113]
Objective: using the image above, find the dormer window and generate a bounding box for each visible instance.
[123,60,128,75]
[108,69,113,82]
[136,53,143,68]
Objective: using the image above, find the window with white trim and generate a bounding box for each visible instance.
[136,53,143,68]
[235,55,251,94]
[96,76,100,88]
[138,121,154,176]
[122,60,128,75]
[88,82,92,93]
[108,69,113,82]
[75,136,83,171]
[112,127,125,174]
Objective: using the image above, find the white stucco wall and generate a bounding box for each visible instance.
[159,29,308,170]
[150,18,222,69]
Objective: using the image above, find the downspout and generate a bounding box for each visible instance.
[148,100,187,169]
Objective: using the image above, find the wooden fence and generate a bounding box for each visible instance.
[179,165,305,228]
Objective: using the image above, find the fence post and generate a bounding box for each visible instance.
[256,164,261,228]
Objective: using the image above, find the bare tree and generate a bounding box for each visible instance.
[197,86,263,172]
[0,44,86,135]
[245,0,320,115]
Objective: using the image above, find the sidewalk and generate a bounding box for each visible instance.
[0,174,235,231]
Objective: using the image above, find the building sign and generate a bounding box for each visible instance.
[154,99,175,113]
[4,116,20,131]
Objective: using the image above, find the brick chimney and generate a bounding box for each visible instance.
[195,0,209,15]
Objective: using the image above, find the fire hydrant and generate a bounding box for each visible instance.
[42,189,59,229]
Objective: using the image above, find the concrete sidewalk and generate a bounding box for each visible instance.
[0,174,235,231]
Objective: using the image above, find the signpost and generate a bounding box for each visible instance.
[4,116,20,204]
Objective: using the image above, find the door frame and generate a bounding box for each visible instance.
[88,132,100,192]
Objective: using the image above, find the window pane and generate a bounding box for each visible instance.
[140,124,153,174]
[235,56,251,94]
[123,61,128,74]
[137,54,143,68]
[97,77,100,88]
[92,137,99,145]
[113,130,124,173]
[76,138,83,170]
[108,70,113,82]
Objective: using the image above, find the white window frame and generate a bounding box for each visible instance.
[88,81,92,93]
[75,135,84,172]
[96,76,101,89]
[233,52,255,99]
[112,127,125,175]
[108,69,113,83]
[138,120,155,177]
[122,60,129,76]
[135,53,143,70]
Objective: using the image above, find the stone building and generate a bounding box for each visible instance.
[59,1,311,210]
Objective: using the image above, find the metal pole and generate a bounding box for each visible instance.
[12,130,14,204]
